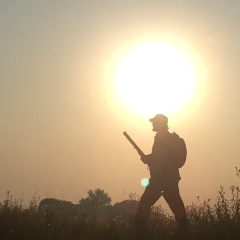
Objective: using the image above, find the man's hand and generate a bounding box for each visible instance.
[141,154,152,164]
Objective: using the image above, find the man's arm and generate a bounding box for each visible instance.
[140,154,152,165]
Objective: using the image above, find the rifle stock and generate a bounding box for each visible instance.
[123,131,145,157]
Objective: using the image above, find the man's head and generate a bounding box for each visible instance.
[149,114,169,132]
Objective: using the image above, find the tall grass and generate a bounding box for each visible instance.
[1,174,240,239]
[186,185,240,240]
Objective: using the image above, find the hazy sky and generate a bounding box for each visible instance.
[1,0,240,209]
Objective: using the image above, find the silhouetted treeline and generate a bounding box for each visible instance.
[38,188,140,221]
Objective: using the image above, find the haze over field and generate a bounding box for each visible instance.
[1,1,240,209]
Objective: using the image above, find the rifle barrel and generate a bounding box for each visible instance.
[123,131,145,157]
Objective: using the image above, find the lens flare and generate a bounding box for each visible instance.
[141,178,150,187]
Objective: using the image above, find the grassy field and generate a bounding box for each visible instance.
[1,182,240,239]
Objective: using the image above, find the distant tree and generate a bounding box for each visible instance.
[38,198,76,214]
[79,188,112,216]
[128,192,139,201]
[78,197,92,211]
[114,197,139,220]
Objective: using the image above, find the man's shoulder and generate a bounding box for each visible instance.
[154,131,171,141]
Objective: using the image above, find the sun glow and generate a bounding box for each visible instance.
[114,42,197,117]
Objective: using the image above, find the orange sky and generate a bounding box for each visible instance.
[1,1,240,210]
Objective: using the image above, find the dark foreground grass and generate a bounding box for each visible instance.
[1,185,240,240]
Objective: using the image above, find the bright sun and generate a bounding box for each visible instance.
[114,42,197,117]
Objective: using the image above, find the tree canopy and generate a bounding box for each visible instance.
[79,188,111,211]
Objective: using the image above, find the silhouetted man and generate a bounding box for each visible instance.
[134,114,188,238]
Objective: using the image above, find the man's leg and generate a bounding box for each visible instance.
[134,179,162,236]
[163,182,189,238]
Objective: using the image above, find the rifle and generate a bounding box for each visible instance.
[123,131,145,158]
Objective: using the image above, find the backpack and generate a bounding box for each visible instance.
[170,132,187,168]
